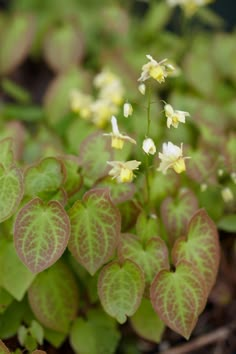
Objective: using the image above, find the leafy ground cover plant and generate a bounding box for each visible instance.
[0,0,235,353]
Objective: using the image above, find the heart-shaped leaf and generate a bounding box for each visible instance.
[58,156,83,197]
[150,261,207,339]
[0,239,35,301]
[136,212,160,244]
[79,133,112,185]
[130,297,165,343]
[98,260,145,324]
[161,189,198,244]
[28,261,79,333]
[118,234,169,284]
[24,157,66,198]
[0,164,24,223]
[70,309,120,354]
[172,209,220,294]
[43,22,84,73]
[0,13,35,74]
[14,198,70,273]
[68,188,120,275]
[96,177,135,204]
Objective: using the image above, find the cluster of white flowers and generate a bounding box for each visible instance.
[105,54,191,183]
[166,0,213,16]
[69,68,124,127]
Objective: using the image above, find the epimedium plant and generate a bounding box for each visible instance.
[0,51,225,354]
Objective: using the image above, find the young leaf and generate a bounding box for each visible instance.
[24,157,66,198]
[0,239,35,301]
[58,156,83,197]
[130,297,165,343]
[118,234,169,284]
[0,288,13,315]
[28,261,79,333]
[43,327,66,348]
[96,177,135,204]
[172,209,220,294]
[161,189,198,244]
[68,188,120,275]
[14,198,70,273]
[136,212,160,244]
[0,164,24,223]
[78,133,112,185]
[98,260,145,324]
[70,309,120,354]
[0,340,10,353]
[0,138,14,169]
[150,261,207,339]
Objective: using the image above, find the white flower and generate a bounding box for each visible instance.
[138,55,175,84]
[142,138,156,155]
[103,116,136,149]
[91,99,117,127]
[221,188,234,203]
[138,83,146,95]
[123,102,133,118]
[107,160,141,183]
[164,103,190,128]
[157,142,190,174]
[166,0,213,16]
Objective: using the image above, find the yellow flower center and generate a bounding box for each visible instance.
[149,65,165,83]
[111,137,124,150]
[120,168,133,183]
[173,158,186,174]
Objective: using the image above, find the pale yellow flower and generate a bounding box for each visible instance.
[157,142,190,174]
[94,68,119,89]
[123,102,133,118]
[107,160,141,183]
[103,116,136,149]
[142,138,156,155]
[99,80,124,106]
[221,187,234,203]
[91,99,118,127]
[164,103,190,128]
[69,89,92,120]
[138,55,175,84]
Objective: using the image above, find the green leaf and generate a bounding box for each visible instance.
[98,260,145,324]
[0,340,10,353]
[79,133,112,185]
[0,13,35,74]
[1,78,31,104]
[0,138,14,169]
[130,297,165,343]
[70,309,120,354]
[161,189,198,245]
[29,320,44,345]
[96,177,135,204]
[218,214,236,232]
[43,22,84,72]
[43,68,83,125]
[135,212,160,244]
[0,240,35,301]
[224,134,236,173]
[59,156,83,197]
[150,171,179,203]
[43,327,66,348]
[0,288,13,314]
[118,234,169,284]
[18,325,27,346]
[0,164,24,223]
[28,261,79,333]
[14,198,70,273]
[186,148,216,183]
[172,209,220,294]
[0,300,27,339]
[24,157,66,198]
[150,261,207,339]
[68,188,120,275]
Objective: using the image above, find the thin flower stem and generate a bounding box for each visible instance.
[146,85,151,136]
[145,155,151,209]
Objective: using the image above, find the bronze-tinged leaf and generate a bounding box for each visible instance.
[150,261,207,340]
[14,198,70,273]
[161,189,198,245]
[172,209,220,294]
[28,261,79,333]
[68,188,121,275]
[98,260,145,324]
